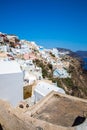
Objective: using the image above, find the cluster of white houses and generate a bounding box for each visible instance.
[0,32,71,106]
[0,60,65,106]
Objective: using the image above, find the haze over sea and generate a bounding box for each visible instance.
[0,0,87,51]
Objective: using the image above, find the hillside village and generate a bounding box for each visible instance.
[1,32,87,130]
[0,32,71,107]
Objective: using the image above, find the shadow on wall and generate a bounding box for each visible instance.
[72,116,86,126]
[0,124,3,130]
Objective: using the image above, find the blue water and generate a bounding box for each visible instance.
[83,58,87,70]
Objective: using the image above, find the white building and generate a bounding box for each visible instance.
[0,61,23,106]
[52,48,59,57]
[34,81,65,103]
[24,71,37,85]
[53,68,70,78]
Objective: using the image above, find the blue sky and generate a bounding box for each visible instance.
[0,0,87,51]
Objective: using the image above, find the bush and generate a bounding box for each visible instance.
[62,78,74,89]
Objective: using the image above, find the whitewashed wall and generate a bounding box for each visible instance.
[0,72,23,106]
[34,91,44,103]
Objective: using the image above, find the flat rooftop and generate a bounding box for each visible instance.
[31,92,87,127]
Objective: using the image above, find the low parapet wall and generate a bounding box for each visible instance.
[0,99,75,130]
[0,91,87,130]
[24,91,87,130]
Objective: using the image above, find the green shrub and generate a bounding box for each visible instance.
[62,78,74,88]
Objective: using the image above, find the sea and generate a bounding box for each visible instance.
[83,58,87,70]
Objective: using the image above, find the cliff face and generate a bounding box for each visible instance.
[61,56,87,98]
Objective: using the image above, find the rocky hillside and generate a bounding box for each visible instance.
[57,56,87,98]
